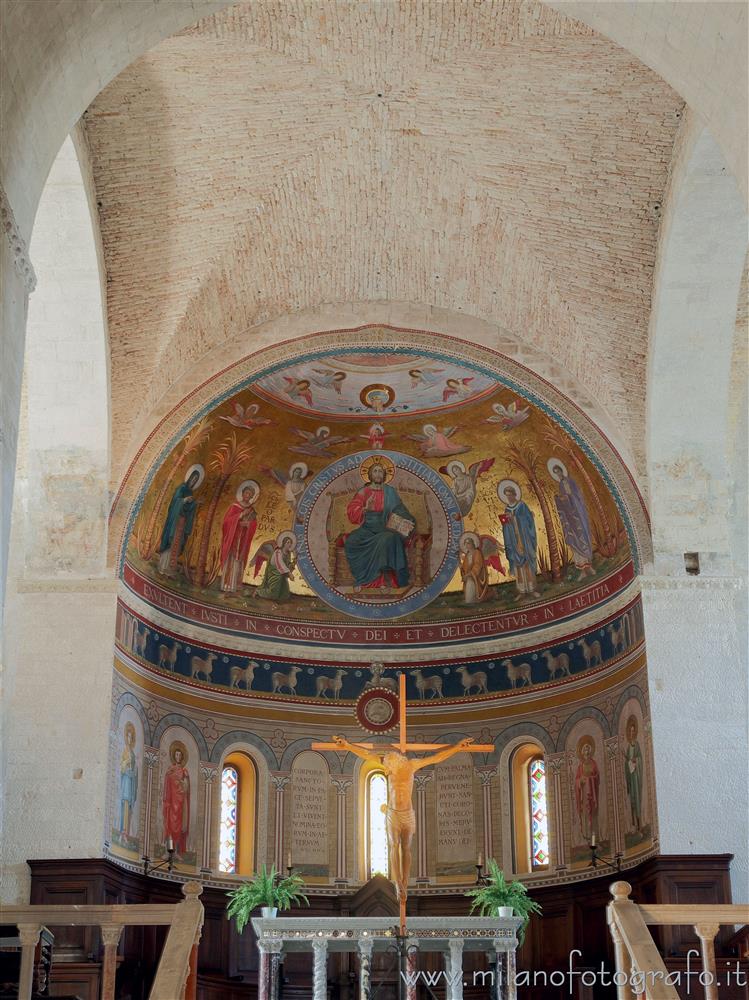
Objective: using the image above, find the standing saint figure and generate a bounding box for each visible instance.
[119,722,138,837]
[624,716,644,835]
[157,465,204,578]
[255,532,297,604]
[331,735,476,901]
[497,480,540,600]
[459,532,489,605]
[574,735,600,843]
[548,458,593,577]
[219,480,259,592]
[162,741,191,854]
[344,458,415,591]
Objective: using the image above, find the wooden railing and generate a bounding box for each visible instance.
[1,879,203,1000]
[607,881,749,1000]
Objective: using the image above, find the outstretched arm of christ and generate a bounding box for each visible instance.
[413,737,476,771]
[331,735,382,765]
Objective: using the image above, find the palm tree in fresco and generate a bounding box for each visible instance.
[195,432,254,587]
[505,440,564,583]
[137,417,212,559]
[541,418,619,558]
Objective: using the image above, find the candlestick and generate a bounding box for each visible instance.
[477,851,484,869]
[166,836,174,852]
[287,850,292,870]
[591,833,596,848]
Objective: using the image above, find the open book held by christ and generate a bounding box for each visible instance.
[386,512,415,537]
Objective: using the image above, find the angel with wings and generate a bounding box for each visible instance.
[283,377,314,407]
[439,457,495,516]
[406,423,470,458]
[261,461,310,513]
[219,402,272,430]
[252,532,297,605]
[442,376,475,402]
[459,532,505,605]
[408,366,445,390]
[486,400,530,430]
[309,369,347,394]
[288,426,352,457]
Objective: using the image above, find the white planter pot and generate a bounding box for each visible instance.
[261,906,278,918]
[498,906,514,918]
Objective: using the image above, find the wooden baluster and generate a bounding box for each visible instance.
[694,924,721,1000]
[608,882,634,1000]
[100,925,123,1000]
[16,923,41,1000]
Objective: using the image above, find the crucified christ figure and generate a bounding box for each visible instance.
[331,735,476,902]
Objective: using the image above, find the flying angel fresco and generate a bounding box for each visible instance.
[486,400,530,430]
[219,402,272,430]
[405,424,470,458]
[288,426,353,457]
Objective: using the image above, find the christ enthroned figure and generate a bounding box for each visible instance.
[331,735,476,900]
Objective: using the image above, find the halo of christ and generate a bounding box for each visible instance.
[293,450,462,619]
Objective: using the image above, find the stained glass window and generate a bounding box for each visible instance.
[219,765,238,874]
[529,757,549,868]
[367,771,389,878]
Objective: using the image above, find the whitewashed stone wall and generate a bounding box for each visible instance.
[642,579,748,903]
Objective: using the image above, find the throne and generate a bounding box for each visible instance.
[327,488,432,591]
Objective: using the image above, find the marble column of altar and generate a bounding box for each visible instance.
[312,937,328,1000]
[448,937,464,1000]
[358,937,373,1000]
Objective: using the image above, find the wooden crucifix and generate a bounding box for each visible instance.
[313,673,493,933]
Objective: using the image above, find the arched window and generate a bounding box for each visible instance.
[366,770,389,878]
[218,752,257,875]
[510,743,549,874]
[219,765,238,874]
[528,756,549,869]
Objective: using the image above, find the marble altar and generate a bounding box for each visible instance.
[252,914,522,1000]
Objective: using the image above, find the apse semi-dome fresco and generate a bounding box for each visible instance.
[123,333,634,648]
[110,326,655,882]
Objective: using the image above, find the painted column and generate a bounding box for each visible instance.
[605,737,624,857]
[143,747,159,857]
[358,936,374,1000]
[312,937,328,1000]
[414,771,433,883]
[16,924,41,1000]
[547,754,566,871]
[200,763,218,872]
[477,767,497,865]
[448,937,464,1000]
[100,925,123,1000]
[271,774,290,871]
[332,777,352,884]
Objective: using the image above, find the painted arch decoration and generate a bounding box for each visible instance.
[118,326,647,651]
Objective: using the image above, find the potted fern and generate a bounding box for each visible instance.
[464,859,542,945]
[226,864,309,931]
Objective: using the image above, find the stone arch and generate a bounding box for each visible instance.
[557,707,611,751]
[492,722,556,763]
[152,713,209,762]
[112,691,153,747]
[279,739,340,775]
[210,730,277,770]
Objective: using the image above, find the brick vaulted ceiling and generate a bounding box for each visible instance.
[81,1,683,488]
